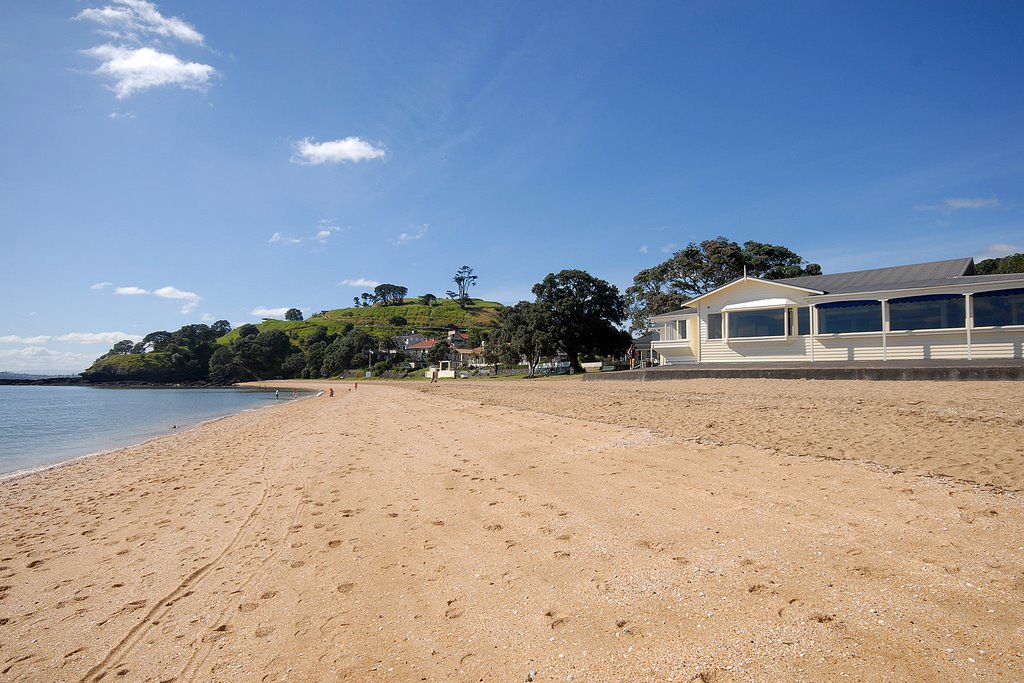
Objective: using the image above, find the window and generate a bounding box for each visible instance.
[796,307,810,336]
[727,308,786,338]
[974,288,1024,327]
[889,294,965,331]
[707,313,722,339]
[677,320,688,340]
[817,300,882,334]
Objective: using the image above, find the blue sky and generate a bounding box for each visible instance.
[2,0,1022,373]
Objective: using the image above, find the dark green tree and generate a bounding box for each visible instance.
[388,315,408,327]
[531,269,629,373]
[975,252,1024,275]
[427,339,451,365]
[490,302,558,377]
[285,308,303,321]
[236,324,259,338]
[420,293,437,306]
[211,320,232,337]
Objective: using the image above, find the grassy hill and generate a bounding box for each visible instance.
[220,298,504,344]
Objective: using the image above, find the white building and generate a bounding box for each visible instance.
[649,258,1024,365]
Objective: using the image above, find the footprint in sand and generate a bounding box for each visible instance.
[238,603,259,613]
[254,626,275,637]
[260,591,278,600]
[336,582,355,594]
[328,540,343,548]
[289,561,305,569]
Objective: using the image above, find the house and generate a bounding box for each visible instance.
[395,332,427,351]
[405,338,437,363]
[649,257,1024,365]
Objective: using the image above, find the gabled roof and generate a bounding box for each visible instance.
[406,338,437,350]
[775,257,975,294]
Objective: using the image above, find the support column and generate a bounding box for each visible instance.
[880,299,889,361]
[965,293,973,360]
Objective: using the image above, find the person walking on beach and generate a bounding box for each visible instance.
[275,389,279,399]
[329,388,334,397]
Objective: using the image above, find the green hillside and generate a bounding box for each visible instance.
[220,298,503,344]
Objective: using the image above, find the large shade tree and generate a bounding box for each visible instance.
[531,269,630,373]
[625,237,822,331]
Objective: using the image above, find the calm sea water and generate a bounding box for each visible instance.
[0,385,294,477]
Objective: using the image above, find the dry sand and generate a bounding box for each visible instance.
[1,377,1023,682]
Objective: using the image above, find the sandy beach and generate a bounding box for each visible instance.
[2,377,1023,681]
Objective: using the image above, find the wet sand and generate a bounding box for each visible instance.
[1,377,1022,681]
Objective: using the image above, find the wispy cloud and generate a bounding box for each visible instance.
[153,286,201,313]
[75,0,206,45]
[76,0,216,99]
[0,335,52,344]
[0,347,96,374]
[339,278,381,288]
[269,220,344,247]
[391,224,428,245]
[58,331,144,344]
[113,284,200,313]
[91,281,114,290]
[250,307,290,318]
[108,111,136,120]
[269,231,302,245]
[291,137,386,165]
[915,197,1000,212]
[976,243,1023,260]
[638,244,649,254]
[660,243,678,254]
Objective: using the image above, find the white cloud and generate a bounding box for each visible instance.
[0,347,96,374]
[91,281,113,290]
[392,224,428,245]
[269,231,302,245]
[915,197,1000,212]
[76,1,216,100]
[0,335,52,344]
[108,111,135,120]
[339,278,381,288]
[153,285,201,313]
[84,44,216,99]
[638,244,649,254]
[57,331,144,344]
[75,0,206,45]
[291,137,386,165]
[976,243,1024,260]
[111,284,200,313]
[250,307,290,318]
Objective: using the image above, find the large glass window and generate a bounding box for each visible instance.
[974,288,1024,327]
[817,300,882,334]
[889,294,965,331]
[707,313,722,339]
[727,309,786,338]
[796,307,810,336]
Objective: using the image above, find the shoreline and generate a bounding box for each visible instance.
[0,385,313,481]
[2,378,1022,681]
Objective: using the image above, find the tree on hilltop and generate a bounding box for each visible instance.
[448,265,478,309]
[285,308,303,321]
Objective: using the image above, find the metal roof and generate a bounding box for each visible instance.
[775,257,976,294]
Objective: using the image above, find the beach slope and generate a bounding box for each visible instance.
[1,379,1022,681]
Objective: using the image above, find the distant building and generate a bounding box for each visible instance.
[649,257,1024,364]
